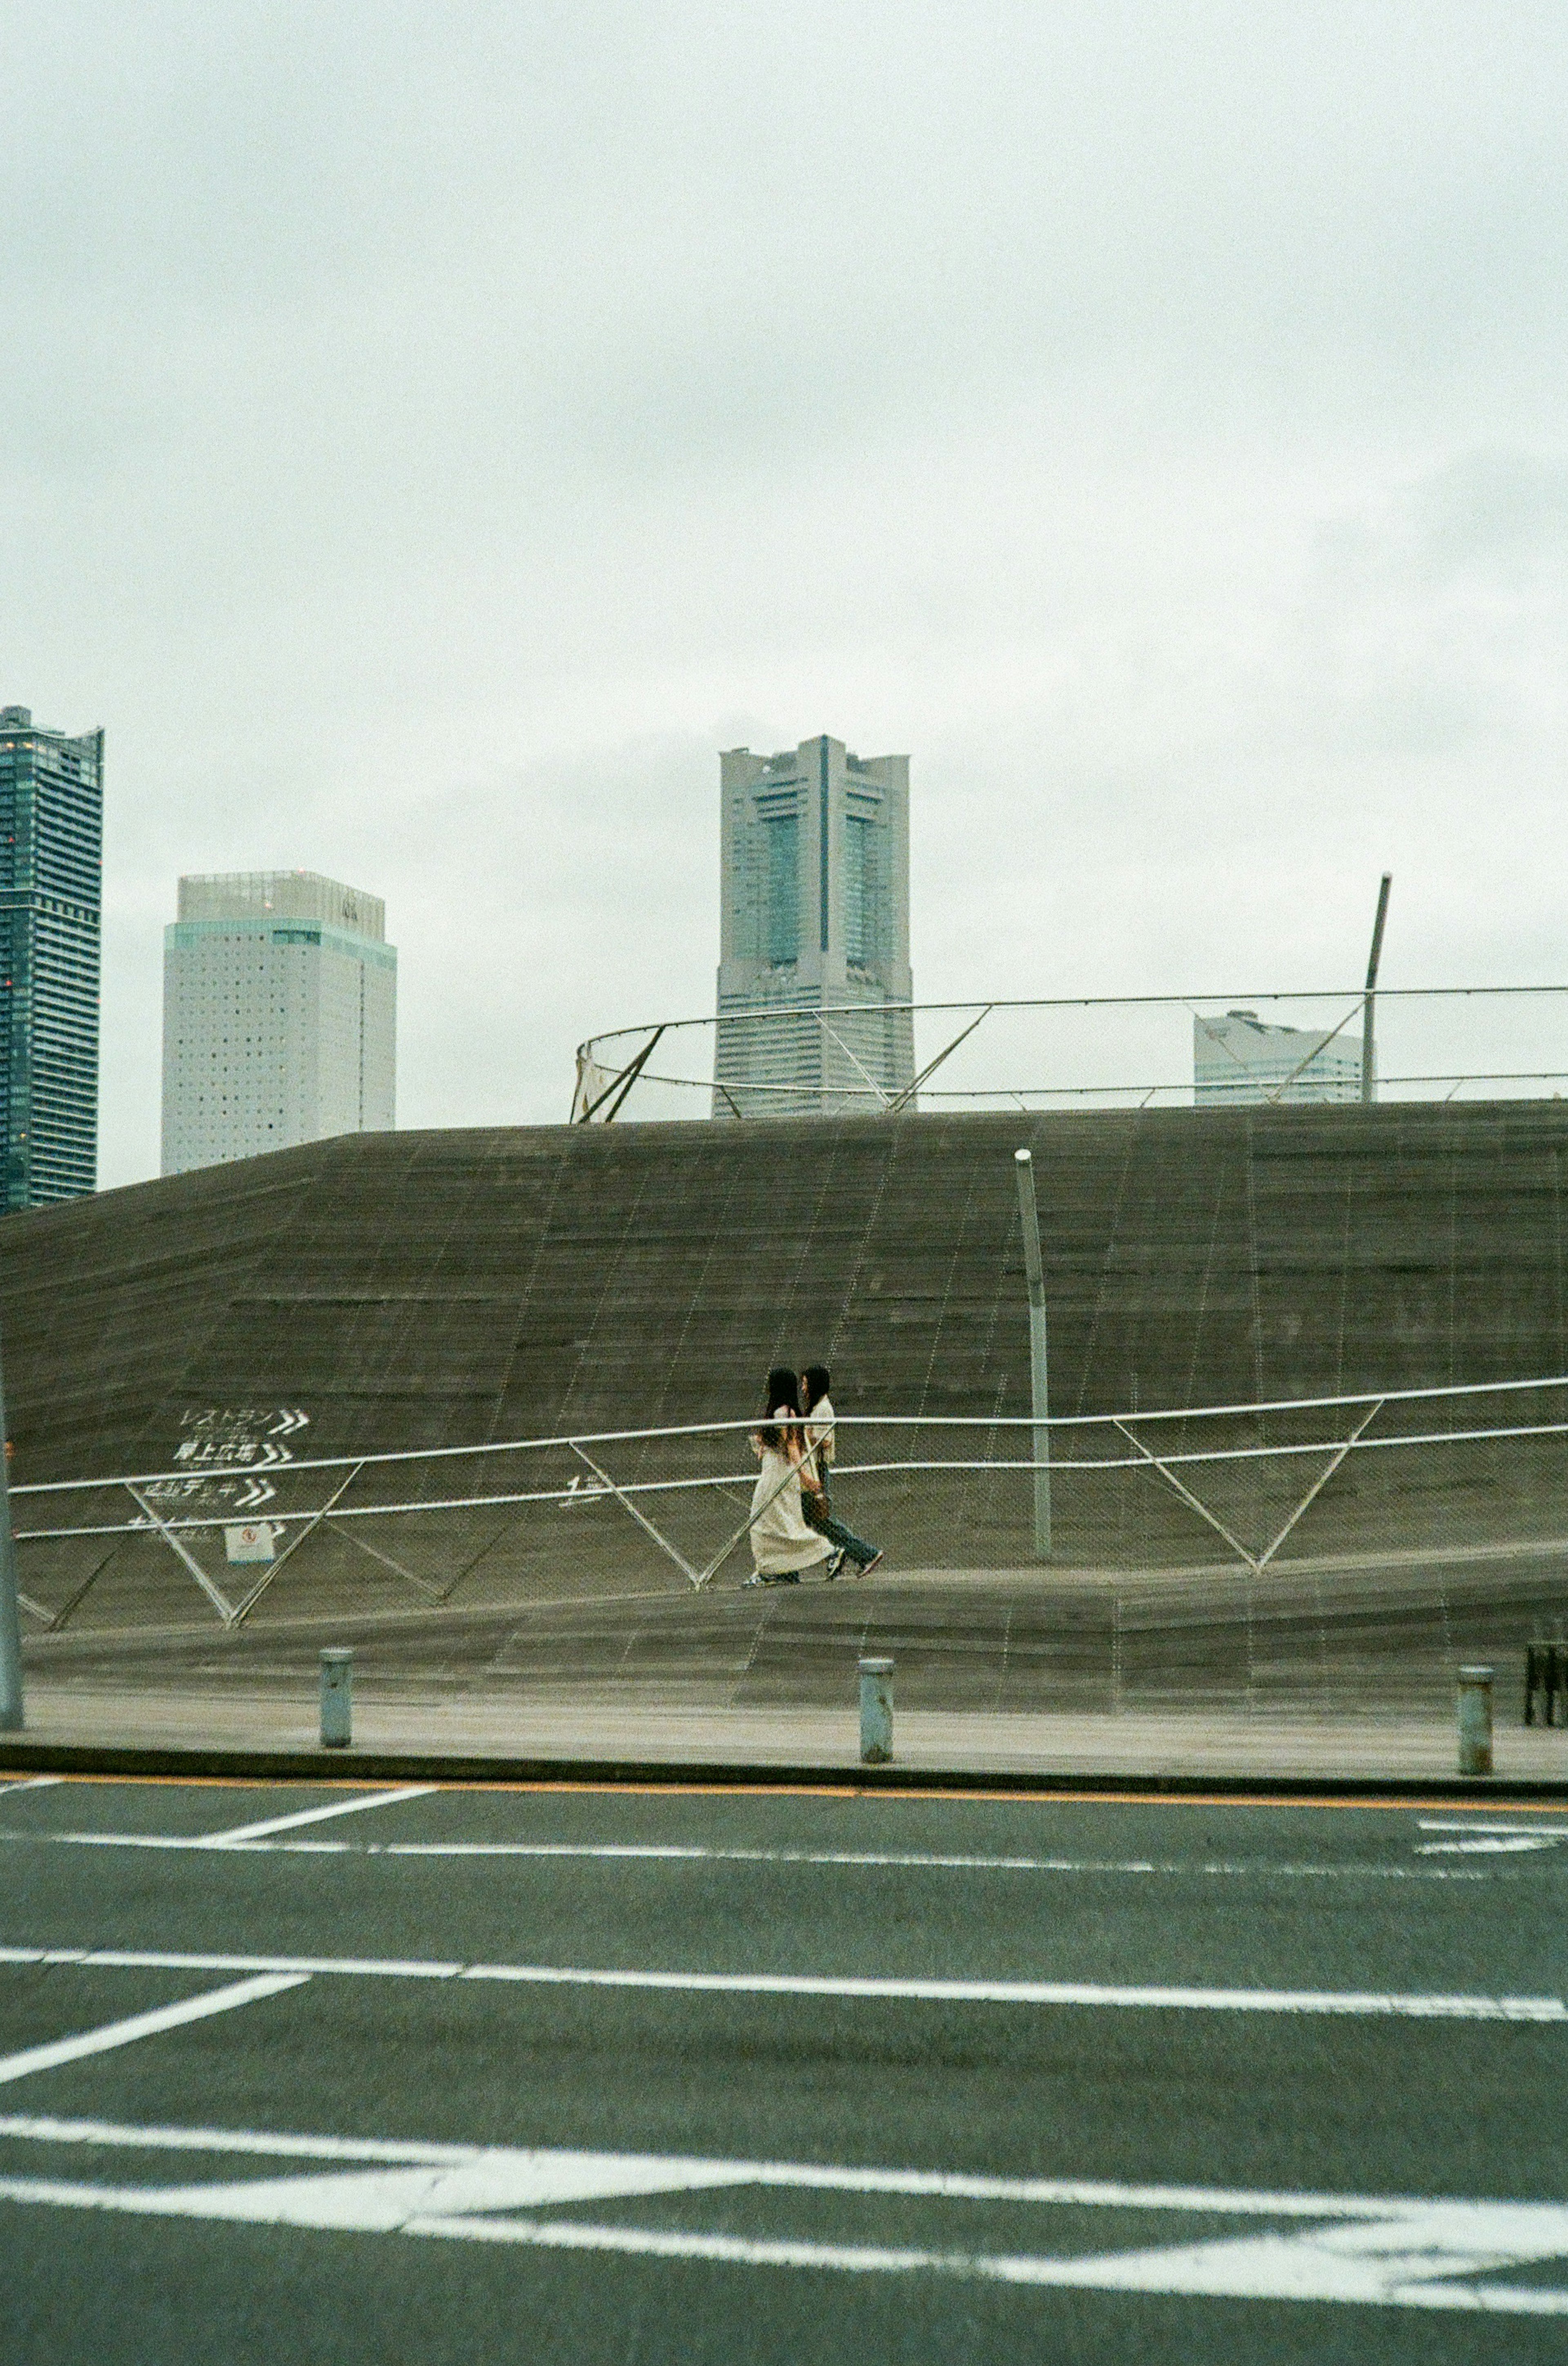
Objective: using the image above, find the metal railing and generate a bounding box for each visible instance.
[572,984,1568,1122]
[14,1374,1568,1639]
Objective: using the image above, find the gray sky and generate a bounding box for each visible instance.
[4,1,1566,1184]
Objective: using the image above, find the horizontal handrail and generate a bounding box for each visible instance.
[611,1066,1568,1104]
[581,980,1568,1061]
[16,1410,1568,1545]
[14,1371,1568,1500]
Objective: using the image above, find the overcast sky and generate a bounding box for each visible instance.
[4,1,1566,1184]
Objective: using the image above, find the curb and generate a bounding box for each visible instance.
[2,1737,1567,1801]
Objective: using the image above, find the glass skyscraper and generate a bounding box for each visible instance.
[0,705,103,1210]
[714,735,915,1117]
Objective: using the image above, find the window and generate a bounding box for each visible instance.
[764,813,798,965]
[844,814,880,968]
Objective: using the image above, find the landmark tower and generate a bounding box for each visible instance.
[714,735,914,1115]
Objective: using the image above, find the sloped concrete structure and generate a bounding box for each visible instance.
[2,1101,1566,1485]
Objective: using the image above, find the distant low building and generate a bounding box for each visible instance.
[713,735,915,1116]
[161,870,396,1175]
[0,704,103,1210]
[1194,1010,1361,1106]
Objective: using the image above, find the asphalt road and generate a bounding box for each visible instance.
[0,1773,1565,2362]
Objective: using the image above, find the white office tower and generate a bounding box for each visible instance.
[1194,1010,1361,1105]
[162,871,396,1175]
[714,736,915,1116]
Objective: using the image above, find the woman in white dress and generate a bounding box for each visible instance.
[744,1367,835,1586]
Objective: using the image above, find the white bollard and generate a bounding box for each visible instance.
[1457,1664,1493,1777]
[320,1648,353,1749]
[859,1656,894,1764]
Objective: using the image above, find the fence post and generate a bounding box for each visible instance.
[0,1342,23,1732]
[320,1648,353,1749]
[1013,1148,1051,1559]
[859,1657,894,1764]
[1457,1664,1493,1777]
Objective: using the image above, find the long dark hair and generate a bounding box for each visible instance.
[757,1365,801,1451]
[801,1364,831,1412]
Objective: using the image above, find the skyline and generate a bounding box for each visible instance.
[5,4,1566,1190]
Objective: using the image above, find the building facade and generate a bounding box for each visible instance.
[714,736,914,1116]
[1193,1010,1361,1105]
[0,705,103,1210]
[161,871,396,1176]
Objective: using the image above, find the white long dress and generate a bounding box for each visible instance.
[749,1423,834,1579]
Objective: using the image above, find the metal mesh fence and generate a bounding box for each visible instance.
[574,986,1568,1120]
[13,1376,1568,1640]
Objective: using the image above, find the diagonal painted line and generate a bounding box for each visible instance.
[0,2110,1550,2223]
[200,1788,437,1846]
[0,2112,479,2167]
[0,2173,1563,2314]
[1,2113,1566,2311]
[0,1974,310,2087]
[0,1945,1559,2020]
[408,2213,1568,2311]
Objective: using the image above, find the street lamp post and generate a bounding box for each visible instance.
[1361,872,1392,1107]
[1014,1147,1052,1559]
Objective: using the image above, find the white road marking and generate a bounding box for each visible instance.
[0,1975,309,2087]
[0,2109,1544,2218]
[0,1829,1549,1882]
[0,2115,1562,2312]
[1419,1820,1567,1836]
[0,1943,1559,2020]
[1416,1838,1558,1855]
[0,1777,64,1795]
[200,1787,437,1846]
[1416,1821,1565,1857]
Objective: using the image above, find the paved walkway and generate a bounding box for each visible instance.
[12,1678,1568,1781]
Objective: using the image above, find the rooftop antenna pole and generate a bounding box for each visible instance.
[1014,1148,1052,1558]
[0,1335,23,1729]
[1361,872,1392,1108]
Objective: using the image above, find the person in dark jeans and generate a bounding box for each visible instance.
[799,1364,883,1578]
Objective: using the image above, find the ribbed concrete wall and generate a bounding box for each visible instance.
[2,1102,1566,1484]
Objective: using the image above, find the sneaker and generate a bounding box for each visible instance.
[855,1550,884,1578]
[824,1548,847,1581]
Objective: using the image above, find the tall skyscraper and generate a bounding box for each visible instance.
[161,870,396,1176]
[714,735,914,1116]
[1193,1010,1361,1105]
[0,705,103,1210]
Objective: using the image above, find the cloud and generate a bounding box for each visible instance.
[2,3,1566,1180]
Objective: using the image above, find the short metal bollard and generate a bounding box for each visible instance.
[320,1648,353,1749]
[859,1656,894,1765]
[1457,1664,1493,1777]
